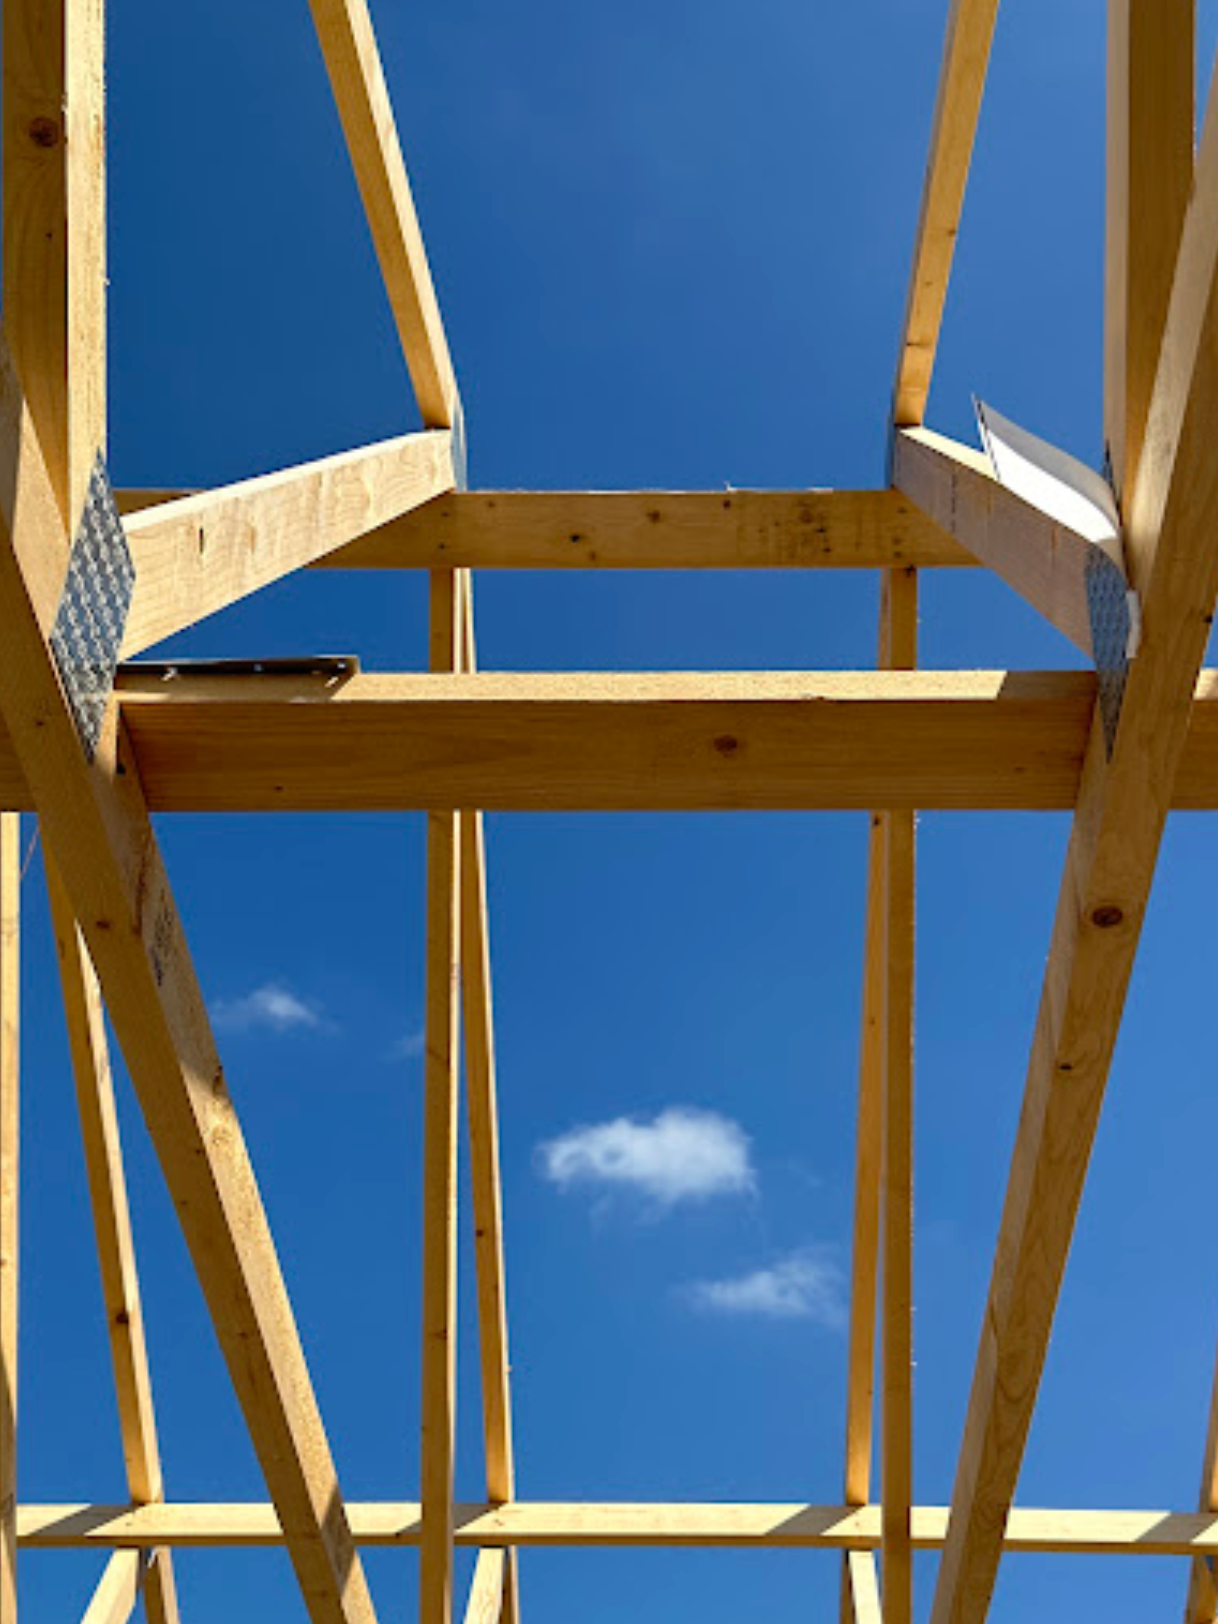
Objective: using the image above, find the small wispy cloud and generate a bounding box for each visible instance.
[684,1249,845,1326]
[389,1029,425,1062]
[536,1107,755,1210]
[213,983,327,1035]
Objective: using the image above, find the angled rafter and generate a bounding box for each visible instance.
[119,429,454,657]
[458,575,519,1624]
[1104,0,1193,507]
[461,1551,505,1624]
[930,66,1218,1624]
[893,0,1002,427]
[420,570,463,1624]
[0,343,380,1624]
[307,0,459,430]
[892,428,1095,657]
[846,1551,883,1624]
[44,859,180,1624]
[0,818,16,1624]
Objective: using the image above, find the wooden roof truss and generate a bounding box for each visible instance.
[0,1,1213,1621]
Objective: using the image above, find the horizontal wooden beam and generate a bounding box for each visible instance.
[0,670,1217,812]
[315,489,972,570]
[20,1502,1218,1557]
[119,429,454,656]
[892,428,1096,657]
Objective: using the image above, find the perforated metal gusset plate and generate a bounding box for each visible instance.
[1085,549,1131,757]
[49,453,136,761]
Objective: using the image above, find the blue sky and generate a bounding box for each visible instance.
[16,0,1218,1619]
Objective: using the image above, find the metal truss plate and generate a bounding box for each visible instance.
[1085,549,1131,757]
[49,453,136,761]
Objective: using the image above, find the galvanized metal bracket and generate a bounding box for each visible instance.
[1085,549,1134,757]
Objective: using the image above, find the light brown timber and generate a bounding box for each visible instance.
[0,338,380,1624]
[847,1551,883,1624]
[44,858,179,1624]
[881,568,917,1624]
[420,570,463,1624]
[20,1501,1218,1556]
[78,1551,143,1624]
[458,574,519,1624]
[892,427,1095,657]
[306,0,458,427]
[930,63,1218,1624]
[893,0,1002,426]
[317,489,971,571]
[0,819,16,1624]
[119,430,454,657]
[1104,0,1193,507]
[462,1551,505,1624]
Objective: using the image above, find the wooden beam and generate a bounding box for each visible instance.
[5,667,1218,812]
[880,569,917,1624]
[462,1551,504,1624]
[44,858,179,1624]
[1187,1331,1218,1624]
[846,1551,883,1624]
[22,1501,1218,1557]
[892,428,1095,657]
[929,69,1218,1624]
[0,818,16,1624]
[420,571,462,1624]
[1104,0,1193,507]
[893,0,1002,427]
[119,429,454,657]
[307,0,459,429]
[0,343,381,1624]
[314,489,971,571]
[458,575,519,1624]
[78,1552,143,1624]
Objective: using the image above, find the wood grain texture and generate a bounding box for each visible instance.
[307,0,458,427]
[78,1551,142,1624]
[20,1501,1218,1556]
[930,70,1218,1624]
[461,1551,504,1624]
[893,427,1095,657]
[121,429,454,656]
[44,856,179,1624]
[0,336,380,1624]
[893,0,1001,426]
[4,669,1218,812]
[1104,0,1193,506]
[320,489,970,570]
[0,820,16,1624]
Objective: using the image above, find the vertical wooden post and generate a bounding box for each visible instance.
[880,568,917,1624]
[420,570,463,1624]
[0,819,18,1624]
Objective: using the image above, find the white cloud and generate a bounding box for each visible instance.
[213,983,326,1034]
[684,1249,845,1326]
[536,1107,754,1209]
[390,1029,425,1061]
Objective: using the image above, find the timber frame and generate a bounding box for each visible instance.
[0,2,1214,1622]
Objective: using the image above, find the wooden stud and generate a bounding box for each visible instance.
[930,67,1218,1624]
[78,1552,143,1624]
[1104,0,1193,508]
[0,819,16,1624]
[120,429,455,657]
[846,1551,883,1624]
[880,569,916,1624]
[893,0,1001,427]
[0,339,381,1624]
[420,570,463,1624]
[44,857,179,1624]
[307,0,459,429]
[458,575,520,1624]
[461,1551,505,1624]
